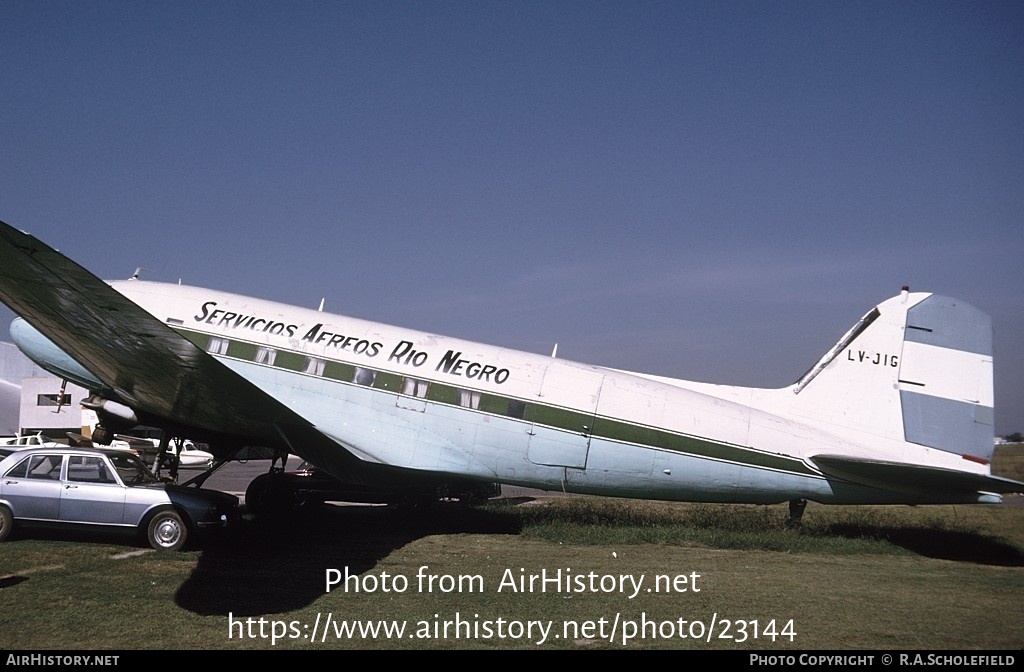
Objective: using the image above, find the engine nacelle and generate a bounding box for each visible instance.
[81,396,139,426]
[81,396,139,444]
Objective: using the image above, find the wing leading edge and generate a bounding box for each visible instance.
[0,221,315,450]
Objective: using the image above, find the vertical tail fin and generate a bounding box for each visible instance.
[899,294,994,462]
[791,290,994,463]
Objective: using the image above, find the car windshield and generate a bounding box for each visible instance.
[107,452,161,485]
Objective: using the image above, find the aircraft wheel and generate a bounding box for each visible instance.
[245,473,285,516]
[0,506,12,542]
[245,474,270,515]
[146,509,188,551]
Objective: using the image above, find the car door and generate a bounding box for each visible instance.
[58,455,127,525]
[1,453,63,520]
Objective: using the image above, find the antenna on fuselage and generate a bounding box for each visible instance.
[318,298,325,312]
[551,343,558,358]
[130,267,153,280]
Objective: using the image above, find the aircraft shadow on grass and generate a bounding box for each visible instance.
[172,501,1024,616]
[2,501,1019,614]
[173,502,522,616]
[816,522,1024,566]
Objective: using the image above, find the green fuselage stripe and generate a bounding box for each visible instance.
[176,328,816,477]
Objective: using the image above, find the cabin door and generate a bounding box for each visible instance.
[526,364,604,470]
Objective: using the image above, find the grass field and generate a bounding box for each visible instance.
[1,446,1022,650]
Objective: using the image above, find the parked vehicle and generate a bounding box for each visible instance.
[172,440,215,469]
[110,436,214,469]
[0,447,237,550]
[0,433,65,449]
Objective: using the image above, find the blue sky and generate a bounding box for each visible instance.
[2,1,1023,433]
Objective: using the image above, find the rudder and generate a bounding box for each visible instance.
[899,294,994,463]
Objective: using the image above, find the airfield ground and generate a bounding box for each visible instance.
[0,446,1021,650]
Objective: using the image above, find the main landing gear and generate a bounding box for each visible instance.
[786,498,807,527]
[243,449,292,516]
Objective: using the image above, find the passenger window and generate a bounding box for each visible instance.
[4,456,30,478]
[68,456,115,484]
[27,455,63,480]
[458,389,481,409]
[402,378,430,398]
[303,357,326,376]
[353,367,376,386]
[254,346,277,365]
[206,336,229,355]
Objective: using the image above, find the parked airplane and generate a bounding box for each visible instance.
[0,220,1019,519]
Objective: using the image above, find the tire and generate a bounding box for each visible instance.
[245,473,298,516]
[0,506,12,543]
[245,473,274,516]
[146,509,188,551]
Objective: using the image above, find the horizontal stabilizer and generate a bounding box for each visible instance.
[812,455,1024,497]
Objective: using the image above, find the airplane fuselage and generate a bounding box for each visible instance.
[11,279,990,506]
[2,220,1012,513]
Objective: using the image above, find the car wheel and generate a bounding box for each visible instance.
[146,509,188,551]
[0,506,12,543]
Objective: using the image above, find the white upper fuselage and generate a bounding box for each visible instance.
[0,219,1004,507]
[83,280,987,505]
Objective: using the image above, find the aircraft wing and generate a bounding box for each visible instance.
[0,221,316,451]
[812,455,1024,497]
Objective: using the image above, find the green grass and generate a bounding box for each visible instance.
[993,442,1024,482]
[1,494,1022,650]
[508,495,1024,561]
[513,498,906,552]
